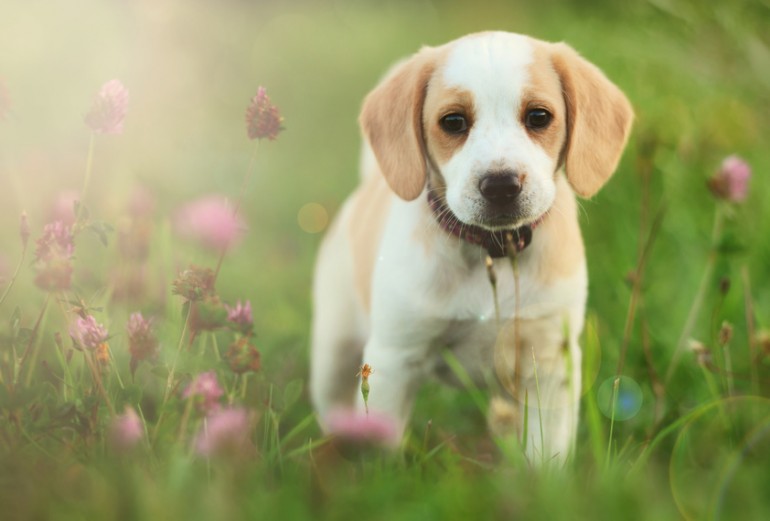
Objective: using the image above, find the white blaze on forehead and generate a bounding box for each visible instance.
[441,32,535,112]
[435,33,557,228]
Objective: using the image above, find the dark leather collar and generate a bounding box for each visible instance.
[427,189,541,258]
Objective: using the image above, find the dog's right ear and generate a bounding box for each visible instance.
[359,48,437,201]
[550,43,634,198]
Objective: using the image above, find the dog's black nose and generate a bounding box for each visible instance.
[479,172,522,205]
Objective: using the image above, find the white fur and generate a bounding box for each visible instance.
[442,33,556,229]
[311,31,628,465]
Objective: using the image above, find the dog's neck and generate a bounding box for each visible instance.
[426,189,541,259]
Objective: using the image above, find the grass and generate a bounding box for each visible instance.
[1,0,770,519]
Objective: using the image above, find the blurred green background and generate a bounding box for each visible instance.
[2,0,768,368]
[1,0,770,519]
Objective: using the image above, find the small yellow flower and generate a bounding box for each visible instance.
[357,363,374,380]
[357,363,374,414]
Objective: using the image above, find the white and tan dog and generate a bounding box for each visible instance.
[311,31,632,462]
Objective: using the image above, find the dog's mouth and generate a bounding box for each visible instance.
[475,209,546,232]
[427,190,548,258]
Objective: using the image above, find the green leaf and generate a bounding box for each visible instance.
[715,233,747,255]
[73,200,89,220]
[88,221,113,247]
[16,328,34,346]
[282,379,303,411]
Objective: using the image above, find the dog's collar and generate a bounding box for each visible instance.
[426,189,542,258]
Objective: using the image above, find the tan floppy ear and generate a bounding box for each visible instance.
[359,48,437,201]
[551,43,634,198]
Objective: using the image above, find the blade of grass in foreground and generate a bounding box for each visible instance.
[582,315,606,467]
[441,351,488,414]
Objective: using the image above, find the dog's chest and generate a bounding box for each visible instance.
[429,316,500,385]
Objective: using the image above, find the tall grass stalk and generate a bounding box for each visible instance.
[214,141,260,281]
[741,265,759,393]
[485,255,500,327]
[83,348,116,415]
[604,376,620,470]
[530,348,545,466]
[500,239,522,408]
[582,316,606,466]
[0,233,28,308]
[666,205,726,384]
[19,293,51,388]
[78,133,96,218]
[153,304,193,442]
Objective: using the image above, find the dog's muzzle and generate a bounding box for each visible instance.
[427,187,540,259]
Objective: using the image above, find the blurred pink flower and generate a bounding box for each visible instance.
[326,409,399,448]
[70,314,109,350]
[128,185,157,219]
[0,78,10,121]
[173,195,246,252]
[127,312,159,376]
[194,406,254,458]
[84,79,129,135]
[245,86,284,141]
[182,370,224,413]
[34,221,74,263]
[48,190,79,226]
[708,155,751,202]
[225,337,261,374]
[225,300,253,333]
[33,221,75,291]
[109,406,144,451]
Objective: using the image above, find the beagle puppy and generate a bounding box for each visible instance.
[311,31,633,463]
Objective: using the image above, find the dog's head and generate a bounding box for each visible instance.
[360,32,633,230]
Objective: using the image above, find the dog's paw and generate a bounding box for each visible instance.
[487,396,520,438]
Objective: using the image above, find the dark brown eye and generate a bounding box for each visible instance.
[525,109,552,130]
[440,113,468,134]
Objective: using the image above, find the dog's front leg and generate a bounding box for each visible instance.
[489,312,583,466]
[358,332,434,440]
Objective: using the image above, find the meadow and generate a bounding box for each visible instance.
[1,0,769,519]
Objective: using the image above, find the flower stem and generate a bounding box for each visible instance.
[531,348,545,466]
[0,240,28,309]
[665,204,725,384]
[153,304,192,443]
[79,133,96,217]
[214,141,260,282]
[83,348,116,416]
[741,265,759,394]
[485,256,500,328]
[508,243,522,406]
[604,376,620,471]
[18,293,51,388]
[163,304,192,405]
[722,341,734,397]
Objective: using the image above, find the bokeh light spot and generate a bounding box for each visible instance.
[597,375,643,421]
[297,202,329,234]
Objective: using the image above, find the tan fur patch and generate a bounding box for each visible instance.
[423,79,475,166]
[536,175,585,283]
[549,42,634,198]
[359,47,448,201]
[521,43,568,163]
[348,173,394,312]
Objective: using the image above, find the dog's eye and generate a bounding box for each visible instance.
[440,114,468,134]
[525,109,552,130]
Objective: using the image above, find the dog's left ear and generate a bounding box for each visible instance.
[551,43,634,198]
[359,48,437,201]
